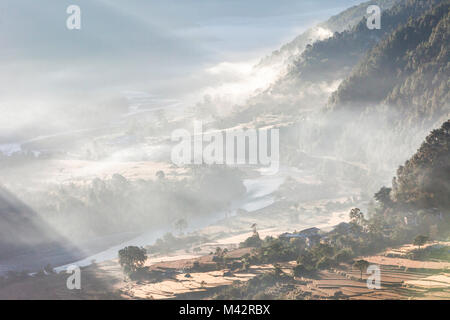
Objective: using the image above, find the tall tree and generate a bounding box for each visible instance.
[353,259,370,280]
[413,235,429,250]
[118,246,147,275]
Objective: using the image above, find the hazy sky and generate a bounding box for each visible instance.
[0,0,362,140]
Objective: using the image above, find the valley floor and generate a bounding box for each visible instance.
[1,222,448,300]
[0,144,447,300]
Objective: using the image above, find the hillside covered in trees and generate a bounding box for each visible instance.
[221,1,448,185]
[391,120,450,210]
[257,0,399,69]
[235,0,443,118]
[330,0,449,129]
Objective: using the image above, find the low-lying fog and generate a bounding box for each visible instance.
[0,0,441,274]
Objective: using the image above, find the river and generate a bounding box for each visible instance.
[54,171,287,272]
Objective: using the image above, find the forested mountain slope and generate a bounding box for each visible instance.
[391,119,450,210]
[231,0,441,121]
[330,1,449,129]
[257,0,399,69]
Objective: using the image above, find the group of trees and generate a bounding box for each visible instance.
[361,119,450,248]
[15,165,245,241]
[146,232,207,255]
[391,120,450,210]
[237,192,441,280]
[238,227,365,279]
